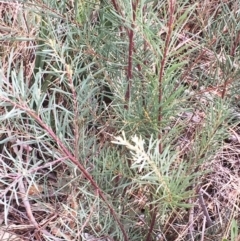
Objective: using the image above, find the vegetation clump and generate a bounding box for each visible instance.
[0,0,240,240]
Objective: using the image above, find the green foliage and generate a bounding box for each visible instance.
[230,219,238,241]
[0,0,239,240]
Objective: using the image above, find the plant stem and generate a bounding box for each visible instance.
[158,0,175,153]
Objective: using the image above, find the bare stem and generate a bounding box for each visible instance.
[124,0,139,108]
[198,189,213,228]
[145,202,157,241]
[110,0,125,35]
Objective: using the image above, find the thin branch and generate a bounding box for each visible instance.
[201,216,206,241]
[198,189,213,228]
[125,0,139,107]
[188,198,195,241]
[18,178,39,230]
[145,202,157,241]
[16,143,60,240]
[110,0,125,34]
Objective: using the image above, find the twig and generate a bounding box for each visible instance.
[14,138,63,240]
[18,178,39,229]
[201,216,206,241]
[13,139,39,230]
[18,170,59,240]
[188,198,195,241]
[145,203,157,241]
[110,0,125,34]
[198,189,213,228]
[125,0,139,107]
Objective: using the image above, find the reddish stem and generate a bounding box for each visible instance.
[124,0,139,108]
[110,0,125,35]
[145,203,157,241]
